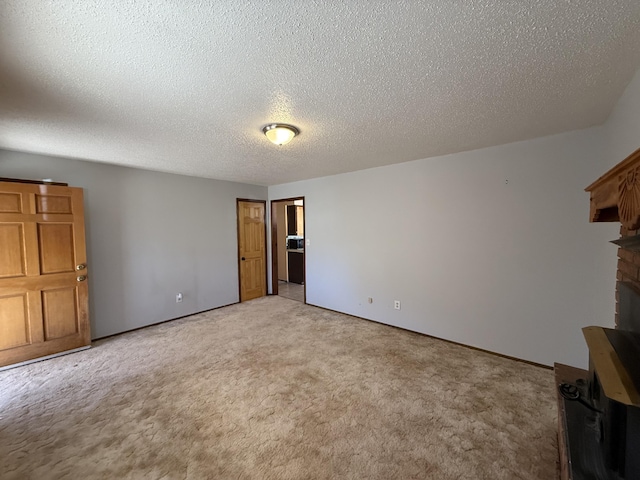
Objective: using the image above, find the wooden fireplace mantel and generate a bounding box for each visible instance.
[585,147,640,229]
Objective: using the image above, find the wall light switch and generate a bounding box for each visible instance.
[176,293,183,303]
[306,239,310,246]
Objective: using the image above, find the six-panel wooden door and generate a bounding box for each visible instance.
[0,182,90,368]
[238,200,267,302]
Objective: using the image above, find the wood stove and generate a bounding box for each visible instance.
[556,147,640,479]
[559,308,640,479]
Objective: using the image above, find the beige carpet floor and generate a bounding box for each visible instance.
[0,296,558,479]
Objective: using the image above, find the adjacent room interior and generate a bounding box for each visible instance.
[1,1,640,479]
[272,197,305,303]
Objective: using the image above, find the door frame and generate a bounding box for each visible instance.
[236,199,268,302]
[270,196,305,302]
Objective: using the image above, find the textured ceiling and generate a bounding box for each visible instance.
[1,1,640,186]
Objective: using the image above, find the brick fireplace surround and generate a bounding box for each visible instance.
[617,225,640,325]
[588,148,640,327]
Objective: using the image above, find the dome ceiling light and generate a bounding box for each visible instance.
[262,123,299,146]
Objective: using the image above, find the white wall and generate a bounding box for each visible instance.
[0,150,266,338]
[269,128,619,367]
[603,68,640,165]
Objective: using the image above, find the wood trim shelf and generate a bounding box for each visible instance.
[585,147,640,229]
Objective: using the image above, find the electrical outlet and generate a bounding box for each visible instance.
[394,300,401,310]
[176,293,183,303]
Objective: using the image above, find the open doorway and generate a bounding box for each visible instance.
[271,197,305,303]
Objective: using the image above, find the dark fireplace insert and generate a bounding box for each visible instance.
[560,282,640,479]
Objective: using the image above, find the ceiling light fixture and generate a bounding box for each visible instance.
[262,123,299,146]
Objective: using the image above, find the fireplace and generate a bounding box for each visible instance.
[618,282,640,334]
[558,284,640,479]
[556,147,640,479]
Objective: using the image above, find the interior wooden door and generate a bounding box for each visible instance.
[0,181,90,368]
[237,200,267,302]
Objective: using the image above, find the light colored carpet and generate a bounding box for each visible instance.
[0,296,557,479]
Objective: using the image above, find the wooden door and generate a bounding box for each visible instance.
[0,182,90,368]
[237,200,266,302]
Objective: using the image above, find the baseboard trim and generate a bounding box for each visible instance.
[305,302,552,370]
[0,346,92,372]
[93,302,240,342]
[94,296,550,370]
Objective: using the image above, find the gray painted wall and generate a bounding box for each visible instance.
[268,127,619,368]
[603,67,640,165]
[0,151,267,338]
[3,65,638,365]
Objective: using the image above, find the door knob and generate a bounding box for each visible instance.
[241,257,246,261]
[77,275,87,282]
[76,264,86,271]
